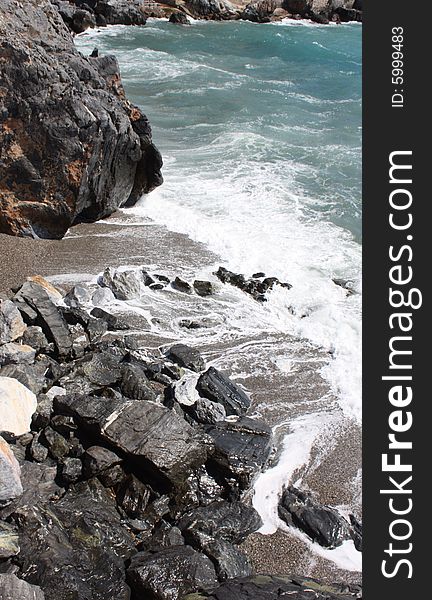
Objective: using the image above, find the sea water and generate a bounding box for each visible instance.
[75,18,362,570]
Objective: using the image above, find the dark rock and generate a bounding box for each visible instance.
[206,417,273,490]
[215,267,291,301]
[178,501,262,545]
[21,326,50,353]
[82,445,122,477]
[11,479,135,600]
[50,414,77,436]
[193,280,214,297]
[310,11,329,23]
[42,426,70,460]
[195,535,253,581]
[166,344,205,373]
[86,316,109,342]
[82,351,123,386]
[278,486,352,548]
[127,545,218,600]
[120,363,157,401]
[94,0,148,25]
[60,457,82,484]
[0,520,19,559]
[183,574,361,599]
[350,514,362,552]
[0,574,45,600]
[90,307,130,330]
[29,432,49,463]
[196,367,251,416]
[334,6,362,21]
[169,11,189,24]
[252,272,265,278]
[282,0,312,15]
[55,394,210,488]
[116,473,151,518]
[99,463,125,487]
[241,1,278,23]
[0,0,162,239]
[0,298,26,344]
[0,363,46,395]
[31,395,54,431]
[171,277,193,294]
[14,282,72,357]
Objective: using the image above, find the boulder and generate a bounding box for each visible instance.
[171,277,193,294]
[169,11,189,24]
[0,0,162,239]
[22,326,50,353]
[99,267,142,300]
[182,575,361,599]
[54,394,210,487]
[14,282,72,357]
[81,351,123,386]
[282,0,312,14]
[116,473,152,518]
[193,534,253,580]
[178,501,262,545]
[0,574,45,600]
[196,367,251,416]
[278,486,352,548]
[206,417,273,490]
[0,364,46,395]
[64,285,92,308]
[0,377,37,436]
[166,344,205,373]
[0,436,23,503]
[90,307,130,330]
[120,363,157,401]
[189,397,226,424]
[92,286,116,307]
[0,342,36,366]
[0,298,26,344]
[127,546,218,600]
[94,0,148,25]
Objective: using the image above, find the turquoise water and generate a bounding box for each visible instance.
[76,19,362,420]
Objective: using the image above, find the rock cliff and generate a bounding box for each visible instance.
[0,0,163,239]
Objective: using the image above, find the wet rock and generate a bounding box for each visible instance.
[0,298,26,344]
[0,377,37,436]
[189,397,227,424]
[116,473,151,518]
[55,394,210,487]
[82,445,123,477]
[0,521,20,558]
[120,363,157,401]
[167,344,205,373]
[334,6,362,21]
[0,342,36,366]
[92,286,116,307]
[22,326,50,353]
[0,436,23,503]
[171,277,193,294]
[99,267,142,300]
[169,11,189,24]
[215,267,291,302]
[90,307,130,330]
[183,574,361,599]
[0,574,45,600]
[350,514,362,552]
[193,280,214,296]
[64,285,92,308]
[196,367,251,416]
[206,417,273,490]
[12,479,135,600]
[278,486,352,548]
[196,535,253,581]
[127,545,218,600]
[178,501,262,545]
[14,282,72,357]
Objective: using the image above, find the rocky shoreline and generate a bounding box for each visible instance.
[0,269,362,598]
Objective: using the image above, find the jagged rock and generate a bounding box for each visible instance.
[86,316,109,342]
[0,574,45,600]
[90,307,130,330]
[120,363,157,401]
[215,267,291,302]
[127,545,218,600]
[0,0,162,239]
[92,286,116,307]
[14,282,72,357]
[29,433,49,463]
[59,457,82,484]
[31,395,54,431]
[82,445,123,477]
[206,417,273,490]
[193,534,253,581]
[167,344,205,373]
[334,6,362,21]
[282,0,312,14]
[169,11,189,24]
[0,364,46,395]
[64,285,92,308]
[196,367,250,416]
[349,514,362,552]
[0,377,37,436]
[0,521,20,558]
[42,426,70,460]
[54,1,97,34]
[178,501,262,545]
[94,0,148,25]
[116,473,151,518]
[278,486,352,548]
[171,277,193,294]
[241,1,280,23]
[11,479,135,600]
[182,575,361,599]
[82,351,123,386]
[0,298,26,344]
[22,326,50,353]
[54,394,211,487]
[0,342,36,366]
[193,280,214,297]
[184,0,238,20]
[0,436,23,503]
[99,267,142,300]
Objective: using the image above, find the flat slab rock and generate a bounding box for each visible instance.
[55,394,210,486]
[182,575,361,599]
[196,367,251,416]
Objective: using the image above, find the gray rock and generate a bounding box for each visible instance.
[64,285,92,308]
[0,364,46,395]
[169,11,189,24]
[0,574,45,600]
[81,351,123,386]
[90,307,130,330]
[127,545,218,600]
[42,427,70,460]
[0,436,23,503]
[193,534,253,581]
[166,344,205,373]
[0,521,20,558]
[206,417,273,490]
[171,277,193,294]
[0,298,26,344]
[196,367,251,416]
[193,280,214,297]
[99,268,142,300]
[60,457,82,484]
[22,326,50,353]
[82,445,123,477]
[92,286,116,307]
[29,433,49,463]
[0,342,36,367]
[189,397,226,424]
[120,363,157,401]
